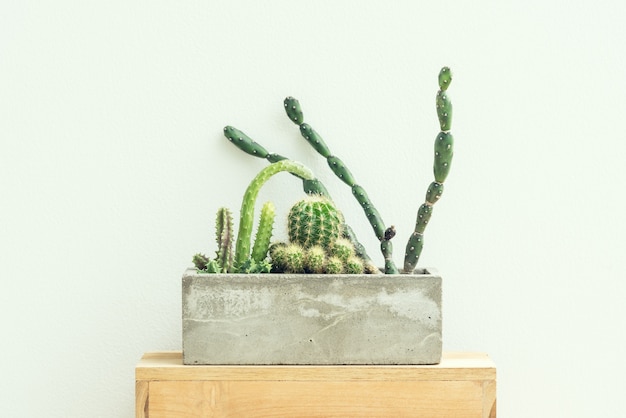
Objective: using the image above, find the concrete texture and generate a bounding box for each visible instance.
[182,268,442,365]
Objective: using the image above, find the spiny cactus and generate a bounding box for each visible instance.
[403,66,454,272]
[304,245,326,273]
[283,96,399,274]
[215,207,234,272]
[251,201,275,263]
[283,243,305,273]
[223,125,376,267]
[234,160,315,269]
[326,256,343,274]
[288,195,344,250]
[192,207,234,273]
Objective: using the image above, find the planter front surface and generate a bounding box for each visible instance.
[182,268,442,365]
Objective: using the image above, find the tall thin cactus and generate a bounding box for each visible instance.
[403,67,454,272]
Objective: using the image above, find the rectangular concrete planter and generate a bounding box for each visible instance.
[182,268,442,365]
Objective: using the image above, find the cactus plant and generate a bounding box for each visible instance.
[234,160,315,269]
[287,195,344,250]
[250,201,275,263]
[223,125,376,267]
[214,207,234,273]
[403,67,454,272]
[283,97,399,274]
[198,66,455,275]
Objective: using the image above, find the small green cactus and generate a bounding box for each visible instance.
[192,253,210,270]
[345,256,364,274]
[331,237,355,262]
[287,196,344,250]
[304,245,326,273]
[325,256,344,274]
[283,243,305,273]
[403,66,454,272]
[250,201,275,263]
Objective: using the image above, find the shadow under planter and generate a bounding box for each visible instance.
[182,268,442,365]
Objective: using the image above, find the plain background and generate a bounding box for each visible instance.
[2,1,625,416]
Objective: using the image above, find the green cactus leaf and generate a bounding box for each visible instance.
[327,155,356,187]
[436,90,453,131]
[433,132,454,183]
[425,181,444,204]
[224,126,270,158]
[266,153,287,163]
[302,179,330,197]
[403,232,424,273]
[284,96,304,125]
[438,67,453,91]
[414,203,433,234]
[300,124,332,158]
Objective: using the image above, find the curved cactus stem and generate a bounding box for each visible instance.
[251,201,275,263]
[234,160,315,269]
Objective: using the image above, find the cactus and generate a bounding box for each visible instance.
[205,66,456,275]
[283,97,399,274]
[345,256,364,274]
[331,237,355,262]
[214,207,234,273]
[192,253,210,270]
[251,201,275,263]
[288,196,344,250]
[224,125,376,267]
[234,160,315,269]
[403,66,454,273]
[304,245,326,273]
[283,243,305,273]
[326,256,344,274]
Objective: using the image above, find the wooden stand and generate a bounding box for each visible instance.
[136,351,496,417]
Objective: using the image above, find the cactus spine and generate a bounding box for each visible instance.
[283,97,398,274]
[403,66,454,273]
[234,160,314,269]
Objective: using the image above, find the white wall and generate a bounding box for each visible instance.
[2,1,625,416]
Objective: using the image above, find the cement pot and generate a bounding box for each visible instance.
[181,268,442,365]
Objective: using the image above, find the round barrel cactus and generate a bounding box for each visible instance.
[288,196,344,250]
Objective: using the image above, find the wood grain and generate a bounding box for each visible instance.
[136,351,496,417]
